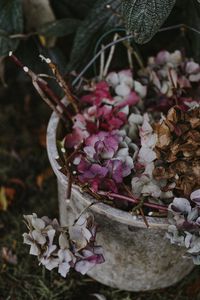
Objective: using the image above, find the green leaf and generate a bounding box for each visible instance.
[51,0,97,19]
[38,18,81,37]
[0,0,23,56]
[68,0,121,71]
[185,0,200,63]
[122,0,176,44]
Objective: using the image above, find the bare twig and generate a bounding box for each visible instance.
[39,55,79,112]
[9,32,36,39]
[61,143,83,199]
[99,45,105,80]
[123,184,149,228]
[9,52,72,123]
[103,33,118,77]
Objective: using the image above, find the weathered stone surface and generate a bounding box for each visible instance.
[47,110,194,291]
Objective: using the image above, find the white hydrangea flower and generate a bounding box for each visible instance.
[23,213,104,278]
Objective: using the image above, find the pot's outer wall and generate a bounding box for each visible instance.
[47,110,194,291]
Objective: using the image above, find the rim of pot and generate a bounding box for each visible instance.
[47,109,169,230]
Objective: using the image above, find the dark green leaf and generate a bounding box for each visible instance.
[0,0,23,56]
[122,0,176,44]
[185,0,200,63]
[68,0,121,71]
[38,18,81,37]
[50,0,97,19]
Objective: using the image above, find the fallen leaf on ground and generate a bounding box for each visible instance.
[38,125,47,147]
[36,167,53,189]
[0,187,16,211]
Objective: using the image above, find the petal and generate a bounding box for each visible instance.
[32,217,45,231]
[23,233,33,245]
[170,198,191,215]
[47,229,56,245]
[106,72,119,86]
[41,257,59,270]
[32,230,46,245]
[115,84,131,97]
[191,189,200,205]
[69,227,87,250]
[58,262,71,277]
[59,233,69,249]
[134,81,147,98]
[138,147,157,163]
[75,260,94,275]
[30,243,40,256]
[186,61,199,74]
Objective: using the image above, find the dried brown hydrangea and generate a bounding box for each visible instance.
[153,106,200,197]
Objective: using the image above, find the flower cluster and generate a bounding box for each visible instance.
[23,213,104,277]
[64,70,140,193]
[73,130,135,192]
[130,113,172,199]
[63,55,199,201]
[65,70,141,148]
[139,50,200,112]
[166,190,200,264]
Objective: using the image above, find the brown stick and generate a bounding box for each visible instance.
[9,52,70,123]
[39,55,79,113]
[123,184,149,228]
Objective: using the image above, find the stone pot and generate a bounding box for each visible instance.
[47,110,194,292]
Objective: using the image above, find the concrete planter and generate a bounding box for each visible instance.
[47,110,194,292]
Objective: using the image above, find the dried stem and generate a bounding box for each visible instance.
[122,39,144,69]
[36,80,72,121]
[9,32,36,39]
[39,55,79,113]
[61,143,83,199]
[99,45,105,80]
[123,184,149,227]
[127,45,133,70]
[103,33,118,77]
[9,52,72,123]
[72,34,134,87]
[98,191,168,212]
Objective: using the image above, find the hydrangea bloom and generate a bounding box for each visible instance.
[64,70,141,149]
[63,63,199,203]
[73,130,135,192]
[166,190,200,264]
[23,213,104,277]
[138,50,200,112]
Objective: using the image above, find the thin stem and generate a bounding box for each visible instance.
[98,191,168,212]
[127,45,133,70]
[159,24,200,35]
[122,37,144,69]
[62,143,83,199]
[99,45,105,80]
[72,34,133,87]
[123,184,149,227]
[37,80,72,121]
[103,33,118,77]
[39,55,79,112]
[9,32,37,39]
[9,53,71,123]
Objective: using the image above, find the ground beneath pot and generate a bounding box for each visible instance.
[0,80,200,300]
